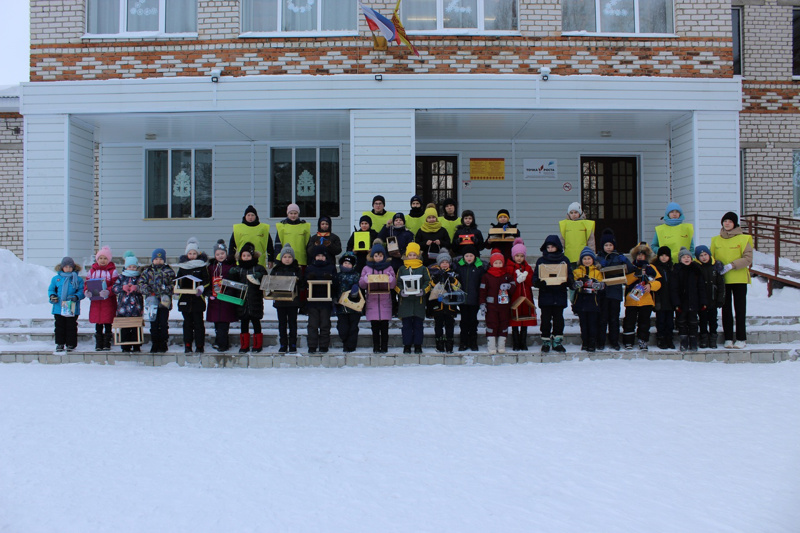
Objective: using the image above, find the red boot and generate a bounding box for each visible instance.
[239,333,250,354]
[252,333,263,353]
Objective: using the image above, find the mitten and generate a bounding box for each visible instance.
[516,270,526,283]
[69,295,79,302]
[49,294,59,303]
[246,274,259,285]
[720,263,734,275]
[499,283,511,291]
[160,295,171,308]
[479,303,487,316]
[84,290,92,299]
[99,289,110,299]
[350,285,359,295]
[196,287,204,297]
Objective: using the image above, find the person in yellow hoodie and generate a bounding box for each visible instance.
[559,202,596,266]
[710,212,753,349]
[621,242,662,351]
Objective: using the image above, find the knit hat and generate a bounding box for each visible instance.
[511,237,526,258]
[393,212,406,223]
[489,249,505,265]
[244,205,258,217]
[339,252,356,267]
[721,211,739,228]
[579,246,597,262]
[279,243,295,260]
[311,244,327,259]
[123,250,138,269]
[60,256,76,270]
[405,242,421,257]
[461,209,475,221]
[657,246,672,259]
[151,248,167,261]
[599,228,616,248]
[238,242,260,260]
[437,249,452,267]
[96,246,112,262]
[410,195,423,206]
[213,239,227,254]
[461,244,478,257]
[369,242,387,257]
[185,237,200,255]
[317,215,332,232]
[442,197,456,209]
[287,203,300,215]
[694,245,711,260]
[567,202,582,216]
[372,195,386,206]
[359,215,372,228]
[496,208,510,220]
[678,247,692,261]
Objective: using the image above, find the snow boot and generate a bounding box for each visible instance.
[638,339,649,351]
[497,336,507,354]
[55,344,65,353]
[435,339,445,353]
[487,337,497,355]
[511,329,520,351]
[184,343,193,354]
[622,332,636,350]
[445,340,454,354]
[278,345,288,353]
[541,336,551,353]
[289,344,297,354]
[698,334,708,349]
[403,345,412,354]
[708,333,718,349]
[239,333,250,354]
[679,335,689,352]
[656,336,666,350]
[586,339,596,353]
[689,336,699,352]
[414,344,423,354]
[458,334,468,352]
[519,328,528,350]
[553,336,566,353]
[252,333,263,354]
[372,332,381,354]
[665,336,676,350]
[103,333,113,351]
[95,333,104,352]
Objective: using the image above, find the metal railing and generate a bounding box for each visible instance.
[741,214,800,295]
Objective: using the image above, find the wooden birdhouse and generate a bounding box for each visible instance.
[353,231,371,252]
[400,274,423,296]
[386,236,401,257]
[441,289,467,305]
[538,263,568,285]
[487,226,519,243]
[601,264,628,286]
[511,297,538,324]
[217,279,248,306]
[112,317,144,345]
[367,274,390,294]
[261,275,297,301]
[307,280,333,302]
[173,274,202,295]
[338,288,366,312]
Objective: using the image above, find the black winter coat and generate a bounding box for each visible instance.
[455,257,485,306]
[651,259,674,312]
[698,260,725,307]
[229,259,268,319]
[670,261,708,312]
[336,268,362,315]
[176,254,210,314]
[414,227,451,266]
[532,242,573,309]
[452,224,486,256]
[378,225,415,272]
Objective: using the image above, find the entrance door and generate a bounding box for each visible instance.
[416,155,457,207]
[580,156,639,253]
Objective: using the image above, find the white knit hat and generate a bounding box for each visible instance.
[185,237,200,254]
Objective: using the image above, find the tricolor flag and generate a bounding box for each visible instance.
[359,1,396,42]
[392,0,420,57]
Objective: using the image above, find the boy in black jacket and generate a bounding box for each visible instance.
[695,245,725,348]
[269,244,304,353]
[336,252,362,353]
[532,235,574,353]
[454,245,484,351]
[305,245,338,353]
[347,216,380,273]
[176,237,211,353]
[671,247,708,352]
[651,246,675,349]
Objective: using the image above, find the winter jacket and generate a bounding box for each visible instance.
[266,260,301,310]
[452,224,486,256]
[479,268,515,308]
[698,260,726,308]
[710,227,754,285]
[140,264,176,310]
[454,257,485,307]
[624,242,662,308]
[175,254,210,315]
[572,264,605,313]
[596,250,634,301]
[48,265,85,316]
[532,235,573,309]
[507,259,536,325]
[113,270,144,318]
[414,227,451,267]
[378,224,415,272]
[670,261,708,313]
[651,258,674,312]
[230,259,270,318]
[336,267,363,315]
[359,261,396,321]
[396,264,431,319]
[307,216,342,262]
[347,229,380,273]
[488,222,520,260]
[87,261,119,324]
[305,259,338,309]
[207,258,238,323]
[428,265,462,315]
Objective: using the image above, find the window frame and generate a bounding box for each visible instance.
[239,0,358,38]
[793,8,800,78]
[732,6,742,76]
[143,147,214,220]
[561,0,677,37]
[268,145,342,219]
[793,150,800,218]
[402,0,520,36]
[84,0,198,39]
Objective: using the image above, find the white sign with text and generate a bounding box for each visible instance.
[523,159,558,180]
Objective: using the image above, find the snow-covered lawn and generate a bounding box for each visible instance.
[1,361,798,533]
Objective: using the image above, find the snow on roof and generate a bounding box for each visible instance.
[0,84,20,98]
[0,85,20,113]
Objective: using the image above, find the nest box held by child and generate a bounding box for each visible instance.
[367,274,391,295]
[173,275,202,295]
[400,274,423,296]
[487,226,519,243]
[260,275,297,301]
[353,231,371,252]
[511,297,538,324]
[538,263,568,285]
[600,264,628,286]
[217,279,248,306]
[338,288,366,312]
[307,280,333,302]
[112,317,145,345]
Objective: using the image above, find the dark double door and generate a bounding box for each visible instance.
[580,156,639,253]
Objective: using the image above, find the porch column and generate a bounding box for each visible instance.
[24,115,95,267]
[349,109,416,230]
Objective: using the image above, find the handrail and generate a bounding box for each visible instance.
[741,214,800,296]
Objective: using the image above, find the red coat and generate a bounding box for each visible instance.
[506,260,536,327]
[87,262,119,324]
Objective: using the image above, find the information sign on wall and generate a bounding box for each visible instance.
[523,159,558,180]
[470,158,505,180]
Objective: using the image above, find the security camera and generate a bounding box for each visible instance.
[209,69,222,83]
[540,66,551,81]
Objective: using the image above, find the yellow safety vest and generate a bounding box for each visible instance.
[363,210,394,231]
[655,223,694,263]
[276,222,312,266]
[711,233,753,284]
[440,217,461,241]
[406,215,425,236]
[559,219,596,264]
[233,223,271,268]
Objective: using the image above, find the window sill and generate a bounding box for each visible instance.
[143,217,213,221]
[238,31,359,39]
[82,32,199,40]
[405,30,520,37]
[560,31,679,38]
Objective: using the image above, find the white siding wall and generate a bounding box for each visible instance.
[350,110,415,230]
[670,114,696,234]
[68,118,95,263]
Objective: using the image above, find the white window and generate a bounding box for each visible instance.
[271,147,340,218]
[402,0,518,33]
[241,0,356,35]
[562,0,674,35]
[86,0,197,36]
[146,149,212,219]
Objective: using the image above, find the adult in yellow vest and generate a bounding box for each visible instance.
[275,203,312,267]
[439,197,461,241]
[559,202,596,266]
[406,195,425,236]
[362,195,395,232]
[229,205,274,269]
[710,211,754,349]
[651,202,694,263]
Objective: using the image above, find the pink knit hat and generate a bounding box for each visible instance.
[287,203,300,215]
[511,238,526,258]
[96,246,112,261]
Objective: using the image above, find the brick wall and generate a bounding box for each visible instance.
[0,113,24,259]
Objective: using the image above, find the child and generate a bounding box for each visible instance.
[452,210,485,259]
[406,195,426,236]
[347,215,379,273]
[507,238,535,351]
[428,250,461,353]
[85,245,118,351]
[359,242,396,353]
[622,242,662,350]
[48,256,85,353]
[572,247,606,352]
[396,242,431,354]
[532,235,573,353]
[710,212,753,349]
[439,197,461,241]
[559,202,596,267]
[336,252,362,353]
[306,215,342,263]
[671,247,708,352]
[229,242,269,353]
[176,237,210,354]
[695,245,725,349]
[274,203,312,269]
[489,209,520,261]
[112,251,144,352]
[479,249,515,354]
[305,244,337,353]
[651,246,675,349]
[596,229,634,350]
[454,244,484,351]
[140,248,175,353]
[378,212,415,274]
[207,240,237,352]
[269,244,302,353]
[414,203,451,266]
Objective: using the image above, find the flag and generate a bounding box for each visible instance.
[392,0,420,57]
[359,2,396,42]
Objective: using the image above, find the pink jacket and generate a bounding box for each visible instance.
[359,263,396,321]
[87,262,119,324]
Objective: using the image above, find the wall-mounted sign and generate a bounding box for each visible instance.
[562,182,572,192]
[523,159,558,180]
[470,158,505,180]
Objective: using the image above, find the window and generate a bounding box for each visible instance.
[271,147,340,218]
[794,9,800,76]
[562,0,674,34]
[241,0,356,34]
[732,7,742,76]
[402,0,517,32]
[416,156,457,207]
[86,0,197,35]
[146,149,212,219]
[793,151,800,217]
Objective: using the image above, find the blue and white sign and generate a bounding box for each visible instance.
[523,159,558,180]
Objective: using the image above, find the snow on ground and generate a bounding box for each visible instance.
[1,361,798,533]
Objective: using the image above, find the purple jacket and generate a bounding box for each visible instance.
[206,259,238,323]
[359,263,396,321]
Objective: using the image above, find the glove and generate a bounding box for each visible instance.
[720,263,734,275]
[49,294,59,303]
[160,295,171,308]
[350,285,360,295]
[84,290,92,299]
[516,270,528,283]
[499,283,511,291]
[573,280,583,290]
[246,274,259,285]
[69,295,79,302]
[595,282,605,291]
[123,284,133,294]
[479,303,487,316]
[713,261,725,274]
[196,287,204,297]
[99,289,109,299]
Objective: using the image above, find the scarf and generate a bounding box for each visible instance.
[403,258,423,270]
[420,206,442,233]
[369,259,392,271]
[122,268,141,278]
[409,206,424,218]
[59,271,82,292]
[486,266,507,278]
[719,227,744,239]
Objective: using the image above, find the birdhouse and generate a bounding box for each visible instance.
[601,264,628,286]
[511,297,538,324]
[261,275,297,301]
[173,274,202,295]
[217,279,248,306]
[400,274,423,296]
[386,236,401,257]
[112,317,145,345]
[85,279,107,301]
[367,274,391,294]
[338,288,366,312]
[538,263,568,285]
[487,226,519,243]
[429,282,446,301]
[353,231,371,252]
[441,289,467,305]
[307,280,333,302]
